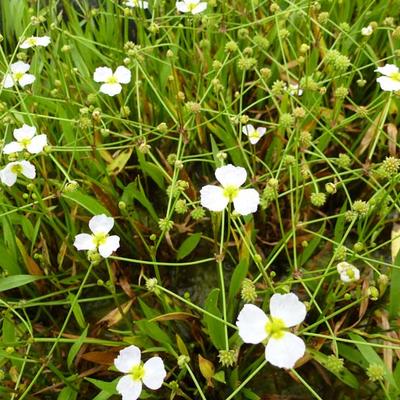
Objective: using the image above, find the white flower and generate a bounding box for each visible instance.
[375,64,400,92]
[124,0,149,8]
[361,25,373,36]
[242,124,266,145]
[236,293,307,369]
[73,214,120,258]
[200,164,260,215]
[288,83,303,96]
[2,61,35,88]
[115,345,166,400]
[176,0,207,14]
[337,262,360,283]
[93,66,131,96]
[0,160,36,187]
[3,124,47,155]
[20,36,51,49]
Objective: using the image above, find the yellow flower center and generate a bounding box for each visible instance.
[187,2,197,11]
[345,268,355,279]
[249,131,260,140]
[92,232,108,246]
[131,364,145,381]
[390,72,400,81]
[14,72,24,81]
[20,138,31,147]
[223,185,239,201]
[265,317,286,339]
[105,75,118,84]
[27,37,37,46]
[11,164,22,174]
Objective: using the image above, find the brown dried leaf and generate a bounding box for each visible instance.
[387,123,398,156]
[96,300,133,327]
[81,351,116,365]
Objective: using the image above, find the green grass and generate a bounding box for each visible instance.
[1,0,400,398]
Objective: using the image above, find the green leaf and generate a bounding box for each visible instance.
[176,233,202,260]
[203,289,225,350]
[67,326,88,369]
[389,251,400,318]
[310,349,359,389]
[62,189,109,215]
[0,275,42,292]
[85,378,118,393]
[57,386,78,400]
[227,259,248,320]
[67,294,86,329]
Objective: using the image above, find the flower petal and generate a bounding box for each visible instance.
[89,214,115,234]
[265,332,306,369]
[143,356,167,390]
[269,293,306,328]
[99,82,122,96]
[376,76,400,92]
[93,67,113,82]
[242,124,255,136]
[236,304,268,344]
[200,185,229,212]
[176,2,189,12]
[98,235,120,258]
[192,2,207,13]
[2,74,14,88]
[14,124,36,141]
[11,61,30,73]
[3,141,24,154]
[36,36,51,47]
[19,74,35,87]
[256,127,266,137]
[114,345,141,373]
[0,166,17,187]
[116,375,142,400]
[73,233,96,251]
[114,66,131,84]
[27,134,47,154]
[20,161,36,179]
[215,164,247,188]
[375,64,399,76]
[233,189,260,215]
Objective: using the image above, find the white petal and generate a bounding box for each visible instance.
[375,64,399,76]
[89,214,114,234]
[269,293,306,328]
[2,74,14,88]
[376,76,400,91]
[73,233,96,251]
[20,161,36,179]
[116,375,142,400]
[114,345,141,373]
[242,124,255,136]
[192,2,207,13]
[256,127,266,137]
[236,304,268,344]
[0,167,17,187]
[215,164,247,188]
[14,124,36,141]
[98,235,120,258]
[200,185,229,212]
[114,66,131,84]
[19,73,35,87]
[20,39,34,49]
[99,82,122,96]
[11,61,30,73]
[143,356,167,390]
[176,2,189,12]
[233,189,260,215]
[26,134,47,154]
[3,141,24,154]
[36,36,51,47]
[249,136,261,145]
[93,67,113,82]
[265,332,305,369]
